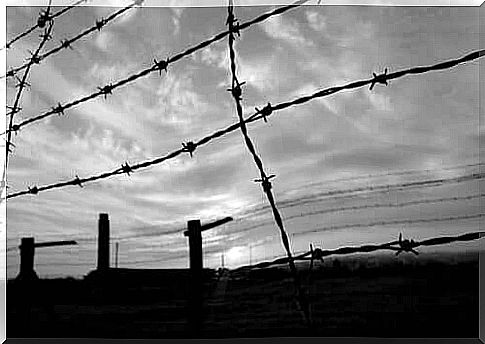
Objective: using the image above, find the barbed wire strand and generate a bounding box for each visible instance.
[5,94,485,200]
[2,0,311,134]
[233,193,485,235]
[5,20,55,167]
[2,0,88,52]
[226,0,311,327]
[244,171,485,218]
[296,213,484,237]
[293,162,485,193]
[2,0,144,80]
[233,231,485,272]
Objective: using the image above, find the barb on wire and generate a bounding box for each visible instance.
[51,103,66,116]
[153,58,169,75]
[369,68,389,91]
[182,142,197,158]
[74,175,83,188]
[2,0,143,79]
[60,39,74,50]
[226,0,311,327]
[2,0,63,51]
[2,0,312,133]
[233,231,485,272]
[14,76,31,90]
[97,84,114,99]
[37,0,53,28]
[395,233,418,256]
[6,20,55,167]
[255,102,272,123]
[121,162,133,176]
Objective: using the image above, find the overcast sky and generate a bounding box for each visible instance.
[3,2,483,279]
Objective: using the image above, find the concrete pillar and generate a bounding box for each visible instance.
[97,213,110,271]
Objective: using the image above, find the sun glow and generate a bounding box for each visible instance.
[226,246,245,263]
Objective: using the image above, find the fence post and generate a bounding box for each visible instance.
[97,213,110,272]
[17,237,38,282]
[185,219,203,335]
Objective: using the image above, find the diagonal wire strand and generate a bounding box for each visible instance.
[2,0,143,80]
[1,0,312,135]
[243,171,485,218]
[5,106,485,200]
[233,193,485,235]
[5,20,55,167]
[226,0,311,327]
[2,0,88,52]
[233,231,485,271]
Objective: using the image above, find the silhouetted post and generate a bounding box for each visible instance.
[97,213,110,271]
[185,219,203,335]
[18,237,38,282]
[115,242,119,268]
[183,216,233,335]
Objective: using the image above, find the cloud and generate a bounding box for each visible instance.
[259,14,313,47]
[305,10,327,32]
[171,7,184,35]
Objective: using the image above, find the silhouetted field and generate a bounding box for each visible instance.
[7,251,479,338]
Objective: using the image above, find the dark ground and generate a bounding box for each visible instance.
[6,251,480,339]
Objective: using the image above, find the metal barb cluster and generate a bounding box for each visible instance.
[60,39,74,50]
[153,58,169,75]
[74,175,83,188]
[52,103,66,116]
[121,162,133,176]
[95,18,107,31]
[255,102,272,123]
[28,186,39,195]
[395,233,419,256]
[227,80,246,101]
[182,141,197,158]
[37,7,52,29]
[14,76,31,90]
[98,84,114,99]
[369,68,389,91]
[254,174,276,193]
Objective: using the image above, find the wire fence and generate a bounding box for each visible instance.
[226,0,311,326]
[2,0,88,52]
[2,0,143,80]
[2,0,312,137]
[233,231,485,272]
[233,193,485,234]
[6,19,55,167]
[5,49,485,199]
[4,1,484,330]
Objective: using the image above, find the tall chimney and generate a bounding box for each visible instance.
[97,213,110,271]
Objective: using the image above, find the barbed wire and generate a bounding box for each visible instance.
[292,162,484,194]
[5,20,55,167]
[295,213,484,237]
[2,0,88,52]
[2,0,144,80]
[2,0,312,136]
[244,171,485,218]
[233,193,485,235]
[226,0,311,327]
[233,231,485,272]
[5,83,485,200]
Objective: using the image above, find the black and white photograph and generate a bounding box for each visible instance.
[2,0,484,340]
